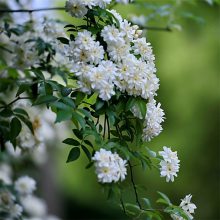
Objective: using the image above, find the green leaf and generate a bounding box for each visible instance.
[136,98,147,119]
[33,95,58,105]
[13,108,29,117]
[51,101,72,111]
[142,198,152,208]
[72,129,83,140]
[62,97,76,108]
[72,112,86,129]
[0,109,13,118]
[157,191,172,205]
[95,99,105,111]
[85,161,94,169]
[16,114,34,134]
[55,110,72,123]
[81,145,91,161]
[64,24,76,28]
[10,117,22,140]
[75,92,86,105]
[126,97,136,111]
[106,109,116,126]
[7,68,19,78]
[31,69,45,80]
[77,108,92,119]
[44,82,53,95]
[63,138,80,146]
[57,37,69,45]
[84,140,94,148]
[16,83,31,97]
[66,147,80,163]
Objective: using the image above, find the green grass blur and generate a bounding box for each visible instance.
[54,1,220,219]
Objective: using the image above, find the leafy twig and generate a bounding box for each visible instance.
[0,96,31,109]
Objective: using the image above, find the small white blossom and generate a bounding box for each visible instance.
[142,99,165,142]
[15,176,36,195]
[180,194,197,219]
[101,25,125,46]
[65,0,88,18]
[92,149,127,183]
[0,164,12,185]
[94,0,111,8]
[132,38,155,62]
[171,194,197,220]
[159,147,180,182]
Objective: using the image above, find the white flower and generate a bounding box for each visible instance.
[15,176,36,195]
[132,38,155,62]
[180,194,197,219]
[159,146,179,163]
[0,164,12,185]
[142,99,165,142]
[171,194,197,220]
[159,147,180,182]
[11,40,39,70]
[65,0,88,18]
[88,41,104,65]
[94,0,111,8]
[159,160,180,182]
[10,204,23,218]
[21,195,47,217]
[120,20,136,42]
[70,31,104,65]
[18,126,36,149]
[0,190,15,207]
[101,25,125,46]
[74,30,95,50]
[92,149,127,183]
[107,9,123,25]
[107,43,131,63]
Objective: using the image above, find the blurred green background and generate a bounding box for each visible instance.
[50,1,220,219]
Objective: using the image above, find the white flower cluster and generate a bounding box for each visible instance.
[0,190,23,219]
[1,18,70,70]
[142,99,165,141]
[65,0,133,18]
[159,147,180,182]
[92,148,127,183]
[5,104,64,165]
[171,194,197,220]
[10,32,39,70]
[68,10,158,101]
[0,164,61,220]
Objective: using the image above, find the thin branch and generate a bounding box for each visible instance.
[128,161,142,209]
[0,7,65,14]
[0,96,31,109]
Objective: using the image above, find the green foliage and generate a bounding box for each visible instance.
[0,0,208,218]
